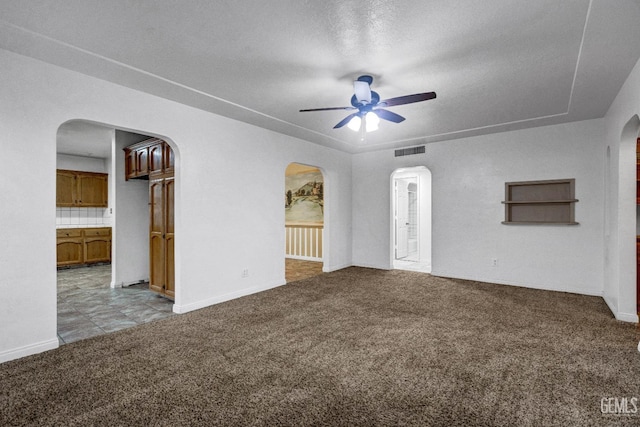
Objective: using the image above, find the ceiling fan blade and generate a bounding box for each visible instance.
[379,92,436,107]
[334,112,359,129]
[375,109,405,123]
[354,80,371,104]
[299,106,355,112]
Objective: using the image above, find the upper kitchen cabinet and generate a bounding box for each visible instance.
[124,142,149,180]
[56,170,77,206]
[124,138,174,180]
[56,169,108,207]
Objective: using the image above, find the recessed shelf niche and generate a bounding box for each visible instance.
[502,179,578,225]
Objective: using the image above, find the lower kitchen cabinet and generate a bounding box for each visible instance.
[56,227,111,267]
[56,229,84,267]
[84,228,112,264]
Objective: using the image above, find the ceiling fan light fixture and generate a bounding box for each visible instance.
[354,80,372,104]
[365,111,379,132]
[347,115,362,131]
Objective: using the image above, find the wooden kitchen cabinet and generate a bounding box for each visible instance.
[56,227,111,267]
[56,170,77,206]
[77,173,108,207]
[56,229,84,266]
[83,228,112,264]
[124,138,173,180]
[56,169,108,207]
[124,138,175,300]
[149,177,175,299]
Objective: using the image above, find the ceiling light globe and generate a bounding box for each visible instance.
[365,112,379,132]
[347,116,362,132]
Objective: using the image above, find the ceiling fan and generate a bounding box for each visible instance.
[299,75,436,132]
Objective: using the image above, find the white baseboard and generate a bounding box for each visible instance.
[431,270,603,297]
[0,338,59,364]
[172,280,285,314]
[603,295,639,323]
[614,311,639,323]
[324,262,353,272]
[352,262,392,270]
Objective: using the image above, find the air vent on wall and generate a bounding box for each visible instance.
[394,146,425,157]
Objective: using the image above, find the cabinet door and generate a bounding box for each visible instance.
[135,147,149,177]
[149,180,165,294]
[164,143,175,176]
[164,178,175,298]
[124,149,136,180]
[83,228,111,263]
[84,238,111,263]
[148,143,164,177]
[56,170,77,207]
[57,239,84,266]
[77,173,108,207]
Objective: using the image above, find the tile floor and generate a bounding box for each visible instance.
[57,259,324,345]
[57,264,174,345]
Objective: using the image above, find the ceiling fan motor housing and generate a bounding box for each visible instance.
[351,91,380,109]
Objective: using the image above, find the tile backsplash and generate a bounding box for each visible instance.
[56,207,111,228]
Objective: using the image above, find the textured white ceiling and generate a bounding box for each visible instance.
[2,0,640,154]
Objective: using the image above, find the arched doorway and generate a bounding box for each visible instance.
[607,115,640,322]
[55,120,178,344]
[284,163,324,282]
[391,166,432,273]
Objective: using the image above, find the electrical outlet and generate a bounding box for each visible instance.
[241,269,249,278]
[492,258,498,267]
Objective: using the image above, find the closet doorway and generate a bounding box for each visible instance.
[391,167,432,273]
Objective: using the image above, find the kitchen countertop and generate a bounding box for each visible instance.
[56,225,112,229]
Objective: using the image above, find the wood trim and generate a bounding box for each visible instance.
[502,178,578,225]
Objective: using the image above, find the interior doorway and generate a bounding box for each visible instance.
[391,167,432,273]
[636,137,640,315]
[285,163,325,282]
[55,121,175,344]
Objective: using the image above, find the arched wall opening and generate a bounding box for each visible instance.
[390,166,432,273]
[55,119,180,342]
[284,162,326,282]
[615,115,640,320]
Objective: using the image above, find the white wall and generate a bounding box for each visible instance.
[0,48,352,363]
[112,130,151,287]
[353,119,606,296]
[56,153,107,173]
[603,55,640,322]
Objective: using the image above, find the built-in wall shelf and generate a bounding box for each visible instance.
[502,179,578,225]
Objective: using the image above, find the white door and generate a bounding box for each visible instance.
[395,179,409,259]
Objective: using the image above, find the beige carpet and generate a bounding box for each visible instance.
[2,267,639,426]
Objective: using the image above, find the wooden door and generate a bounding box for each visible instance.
[164,178,175,298]
[84,228,111,263]
[164,143,175,176]
[57,228,84,266]
[148,142,164,177]
[77,173,108,207]
[149,179,166,294]
[124,149,136,180]
[84,238,111,263]
[135,147,149,177]
[56,170,77,206]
